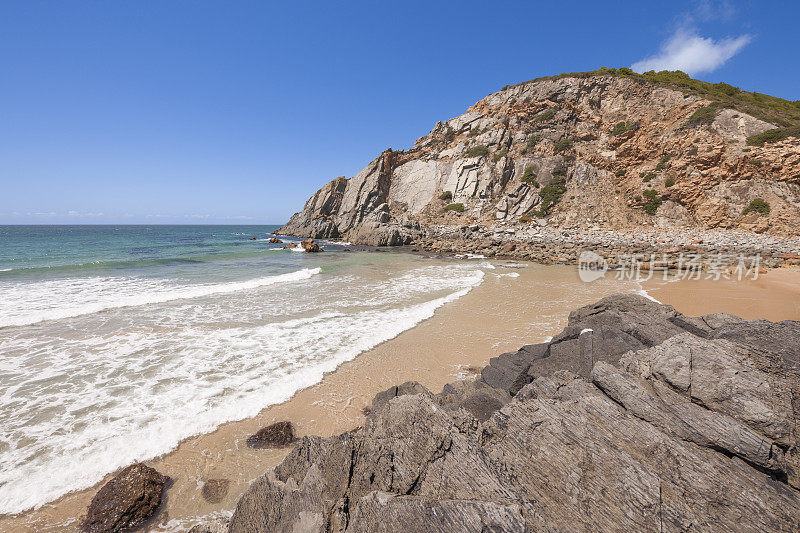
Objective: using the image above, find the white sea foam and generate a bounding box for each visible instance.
[636,288,662,303]
[0,268,321,328]
[0,264,484,514]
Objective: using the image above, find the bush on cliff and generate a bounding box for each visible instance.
[532,169,567,216]
[747,126,800,146]
[642,189,662,215]
[443,203,465,213]
[492,148,508,162]
[533,108,557,122]
[553,138,573,153]
[688,105,719,126]
[439,191,452,201]
[521,166,539,186]
[664,177,675,187]
[467,145,490,158]
[743,198,770,216]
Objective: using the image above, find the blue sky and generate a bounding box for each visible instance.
[1,0,797,224]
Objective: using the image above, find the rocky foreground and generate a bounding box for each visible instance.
[182,294,800,532]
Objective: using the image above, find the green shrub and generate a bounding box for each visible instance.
[533,108,557,122]
[641,172,654,183]
[467,145,489,158]
[536,171,568,216]
[664,177,675,187]
[521,166,538,184]
[443,202,465,213]
[751,159,763,167]
[713,82,739,96]
[468,127,482,138]
[492,148,508,162]
[553,138,573,153]
[743,198,770,216]
[688,105,719,125]
[642,189,663,215]
[439,190,452,201]
[655,153,672,171]
[747,126,800,146]
[521,135,540,154]
[615,169,626,177]
[612,121,630,136]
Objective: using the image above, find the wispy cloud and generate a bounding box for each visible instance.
[67,210,104,217]
[632,28,751,75]
[632,1,751,76]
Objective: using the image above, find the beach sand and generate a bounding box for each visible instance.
[4,262,799,532]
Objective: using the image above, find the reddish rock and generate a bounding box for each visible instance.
[301,239,322,252]
[268,237,283,244]
[283,243,298,249]
[81,463,169,533]
[246,421,297,449]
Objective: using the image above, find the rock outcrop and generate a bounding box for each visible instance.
[246,421,297,449]
[80,463,169,533]
[278,72,800,244]
[223,294,800,532]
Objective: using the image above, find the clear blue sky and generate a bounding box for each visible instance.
[1,0,797,224]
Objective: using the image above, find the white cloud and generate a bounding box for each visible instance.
[67,210,104,217]
[632,27,751,75]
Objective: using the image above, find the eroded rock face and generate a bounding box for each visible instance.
[278,75,800,243]
[81,463,169,533]
[227,294,800,532]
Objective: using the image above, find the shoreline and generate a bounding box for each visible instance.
[4,260,800,531]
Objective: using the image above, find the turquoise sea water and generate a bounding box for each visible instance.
[0,225,489,515]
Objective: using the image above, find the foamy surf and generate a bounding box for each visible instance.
[0,259,484,515]
[0,268,321,329]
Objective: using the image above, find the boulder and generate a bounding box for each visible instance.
[80,463,169,533]
[301,239,322,253]
[268,237,283,244]
[246,421,297,449]
[283,243,297,249]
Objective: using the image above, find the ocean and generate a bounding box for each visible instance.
[0,225,488,515]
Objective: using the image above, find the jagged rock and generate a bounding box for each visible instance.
[246,421,297,449]
[301,239,321,252]
[268,237,282,243]
[80,463,169,533]
[228,294,800,531]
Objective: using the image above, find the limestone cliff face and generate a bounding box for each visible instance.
[279,75,800,243]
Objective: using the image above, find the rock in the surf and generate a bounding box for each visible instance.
[283,243,298,249]
[246,421,297,449]
[301,239,321,253]
[268,237,283,244]
[201,478,231,503]
[80,463,169,532]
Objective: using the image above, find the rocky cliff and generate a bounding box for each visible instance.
[278,70,800,244]
[223,294,800,532]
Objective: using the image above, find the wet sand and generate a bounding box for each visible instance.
[4,263,799,532]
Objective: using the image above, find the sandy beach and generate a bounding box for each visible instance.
[4,261,800,532]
